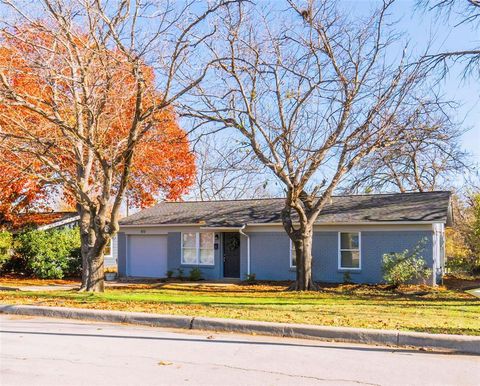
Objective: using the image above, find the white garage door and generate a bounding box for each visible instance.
[128,235,168,278]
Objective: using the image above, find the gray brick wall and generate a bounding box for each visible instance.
[248,230,433,284]
[117,228,434,284]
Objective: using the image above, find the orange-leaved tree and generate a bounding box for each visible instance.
[0,19,195,291]
[0,148,51,228]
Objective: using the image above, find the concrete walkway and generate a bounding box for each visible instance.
[467,288,480,298]
[0,280,238,292]
[0,284,79,292]
[0,280,144,292]
[1,315,479,386]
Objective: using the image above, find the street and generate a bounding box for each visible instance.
[0,315,479,386]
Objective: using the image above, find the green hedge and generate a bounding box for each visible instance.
[15,227,81,279]
[446,255,480,275]
[0,231,13,271]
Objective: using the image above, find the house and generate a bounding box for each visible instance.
[7,211,117,268]
[115,191,452,285]
[7,211,81,232]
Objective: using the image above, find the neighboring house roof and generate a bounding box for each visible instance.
[120,191,452,227]
[9,212,80,232]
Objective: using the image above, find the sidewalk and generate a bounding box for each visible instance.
[467,288,480,298]
[0,280,238,292]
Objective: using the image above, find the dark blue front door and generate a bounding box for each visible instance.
[223,233,240,278]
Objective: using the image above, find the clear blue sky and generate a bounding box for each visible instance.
[346,0,480,164]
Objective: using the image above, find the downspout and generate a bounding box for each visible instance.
[239,224,250,276]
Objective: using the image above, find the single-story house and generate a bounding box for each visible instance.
[115,191,452,285]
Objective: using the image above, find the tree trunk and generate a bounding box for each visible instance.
[86,247,105,292]
[289,226,318,291]
[77,206,108,292]
[78,206,91,290]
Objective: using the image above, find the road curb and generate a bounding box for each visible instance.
[1,304,479,355]
[397,331,480,354]
[0,304,192,329]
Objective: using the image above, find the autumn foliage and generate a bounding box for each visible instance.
[0,25,195,215]
[0,21,196,290]
[0,150,50,227]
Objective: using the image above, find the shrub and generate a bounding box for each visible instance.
[0,231,13,272]
[382,240,432,286]
[245,273,256,283]
[166,270,174,279]
[104,266,117,274]
[176,268,184,279]
[189,267,203,281]
[342,271,353,284]
[445,255,477,273]
[16,227,81,279]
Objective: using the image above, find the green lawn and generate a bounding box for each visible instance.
[0,282,479,335]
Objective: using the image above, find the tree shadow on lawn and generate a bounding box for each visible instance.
[6,284,478,310]
[47,295,480,314]
[6,289,479,310]
[128,289,480,304]
[48,288,479,307]
[120,281,480,303]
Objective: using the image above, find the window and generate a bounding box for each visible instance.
[199,233,215,265]
[289,239,297,268]
[181,232,215,265]
[104,239,112,257]
[338,232,361,270]
[182,232,197,264]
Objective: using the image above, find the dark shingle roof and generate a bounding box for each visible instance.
[120,191,452,227]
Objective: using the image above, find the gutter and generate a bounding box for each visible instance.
[238,224,251,276]
[199,227,243,231]
[37,215,81,231]
[119,221,446,228]
[1,304,479,355]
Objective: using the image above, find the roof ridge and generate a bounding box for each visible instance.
[162,191,451,204]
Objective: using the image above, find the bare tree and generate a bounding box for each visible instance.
[343,103,469,193]
[419,0,480,76]
[0,0,239,291]
[190,136,270,200]
[185,0,450,290]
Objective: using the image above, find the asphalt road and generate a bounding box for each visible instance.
[1,315,479,386]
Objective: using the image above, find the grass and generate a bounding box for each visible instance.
[0,280,479,336]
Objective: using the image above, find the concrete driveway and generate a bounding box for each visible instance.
[1,315,479,386]
[468,288,480,298]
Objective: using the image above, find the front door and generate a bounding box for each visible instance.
[223,232,241,278]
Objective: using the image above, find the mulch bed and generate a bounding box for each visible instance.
[443,275,480,291]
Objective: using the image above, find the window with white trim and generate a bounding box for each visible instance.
[289,239,297,268]
[338,232,361,269]
[181,232,215,265]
